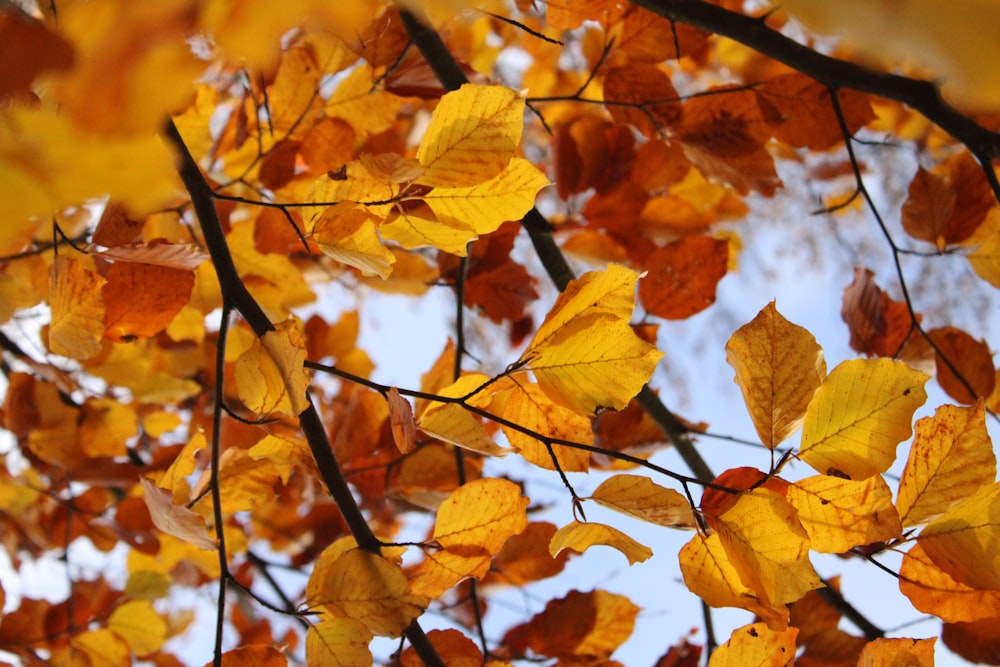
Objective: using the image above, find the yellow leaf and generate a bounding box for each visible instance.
[108,600,167,656]
[855,637,936,667]
[434,478,529,554]
[799,358,928,479]
[408,549,492,598]
[68,628,130,667]
[227,222,314,316]
[157,431,207,503]
[326,65,410,136]
[48,255,107,360]
[307,161,399,219]
[500,382,591,473]
[380,205,476,256]
[918,482,1000,590]
[418,374,508,456]
[787,475,901,553]
[707,622,798,667]
[522,265,664,415]
[549,520,653,565]
[725,301,826,448]
[416,84,526,187]
[0,253,48,321]
[900,542,1000,624]
[78,398,138,458]
[306,617,373,667]
[679,533,789,629]
[421,158,551,236]
[234,319,309,417]
[214,447,282,513]
[126,533,219,578]
[717,489,823,607]
[308,548,428,637]
[590,474,697,529]
[140,478,217,551]
[897,402,996,527]
[306,203,396,278]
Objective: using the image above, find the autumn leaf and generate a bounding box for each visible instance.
[417,374,508,456]
[707,622,798,667]
[234,319,309,417]
[521,264,664,415]
[589,474,697,529]
[841,267,918,358]
[433,478,528,556]
[927,326,995,404]
[799,358,928,479]
[786,474,901,553]
[499,382,591,472]
[900,542,1000,624]
[854,637,935,667]
[108,600,168,656]
[639,235,729,320]
[399,629,483,667]
[48,255,107,360]
[550,520,653,565]
[386,387,416,454]
[725,301,826,448]
[603,63,683,138]
[140,478,217,551]
[306,617,373,667]
[897,402,996,527]
[102,262,195,342]
[918,481,1000,591]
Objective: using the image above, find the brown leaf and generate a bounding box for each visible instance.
[901,151,994,248]
[841,267,918,357]
[102,263,195,342]
[928,326,995,403]
[92,240,210,271]
[639,235,728,319]
[0,9,74,99]
[93,202,145,247]
[603,64,683,138]
[619,5,710,62]
[942,617,1000,664]
[386,387,416,454]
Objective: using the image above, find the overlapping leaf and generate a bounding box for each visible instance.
[787,474,901,553]
[589,474,697,529]
[918,482,1000,591]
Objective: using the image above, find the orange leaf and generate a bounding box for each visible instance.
[902,151,993,248]
[942,617,1000,665]
[214,645,288,667]
[855,637,935,667]
[408,548,491,598]
[0,8,74,99]
[841,267,918,358]
[619,5,709,62]
[386,387,416,454]
[639,235,728,320]
[503,590,639,661]
[500,382,591,472]
[786,474,901,553]
[48,255,107,360]
[900,542,1000,623]
[486,522,571,586]
[707,623,798,667]
[918,482,1000,590]
[603,64,683,138]
[897,402,996,527]
[102,262,195,342]
[400,629,483,667]
[927,326,995,404]
[725,301,826,448]
[306,617,372,667]
[549,520,652,565]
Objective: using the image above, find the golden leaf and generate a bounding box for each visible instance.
[108,600,167,656]
[418,374,508,456]
[522,265,663,415]
[707,622,798,667]
[590,474,697,529]
[306,617,373,667]
[408,549,491,598]
[500,382,591,472]
[78,398,138,458]
[900,542,1000,624]
[897,402,996,527]
[679,533,789,630]
[855,637,936,667]
[416,84,526,187]
[433,478,528,555]
[234,319,309,417]
[716,489,823,607]
[787,475,901,553]
[549,520,653,565]
[68,628,131,667]
[799,358,928,479]
[306,204,395,278]
[725,302,826,448]
[918,482,1000,591]
[308,548,428,637]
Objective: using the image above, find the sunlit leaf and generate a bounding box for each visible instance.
[434,478,529,555]
[918,482,1000,590]
[900,542,1000,623]
[408,548,491,598]
[707,622,798,667]
[500,382,591,472]
[416,84,526,187]
[725,301,826,448]
[418,374,508,456]
[386,387,417,454]
[590,474,696,529]
[550,520,653,565]
[756,72,874,150]
[102,262,195,342]
[799,358,928,479]
[897,402,995,527]
[108,600,167,656]
[603,63,683,138]
[787,474,901,553]
[306,203,396,278]
[78,397,138,458]
[717,489,823,608]
[855,637,935,667]
[306,617,373,667]
[69,628,131,667]
[214,645,288,667]
[48,255,107,360]
[522,265,663,415]
[486,522,571,586]
[234,319,309,417]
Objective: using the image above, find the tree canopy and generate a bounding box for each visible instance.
[2,0,1000,665]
